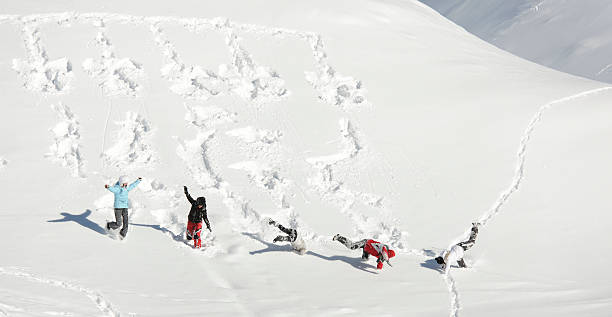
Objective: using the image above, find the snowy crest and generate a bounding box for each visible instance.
[46,103,85,178]
[102,111,156,170]
[219,28,289,105]
[184,105,237,129]
[151,22,228,101]
[12,21,73,94]
[305,35,367,110]
[82,19,145,97]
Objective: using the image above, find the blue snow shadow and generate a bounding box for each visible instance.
[242,232,377,274]
[420,258,444,273]
[242,232,294,254]
[47,209,106,235]
[306,251,377,274]
[130,223,187,244]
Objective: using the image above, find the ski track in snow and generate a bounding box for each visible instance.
[440,86,612,317]
[102,111,156,170]
[443,273,460,317]
[0,13,367,108]
[82,17,144,97]
[478,86,612,227]
[46,102,86,178]
[596,63,612,77]
[0,267,121,317]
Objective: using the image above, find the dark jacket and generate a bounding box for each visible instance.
[184,187,211,230]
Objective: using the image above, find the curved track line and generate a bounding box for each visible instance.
[443,273,460,317]
[478,86,612,227]
[0,267,121,316]
[444,86,612,317]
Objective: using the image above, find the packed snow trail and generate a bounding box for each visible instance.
[443,86,612,317]
[0,267,121,317]
[478,86,612,227]
[444,273,460,317]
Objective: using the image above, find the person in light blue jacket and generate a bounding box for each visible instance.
[104,176,142,238]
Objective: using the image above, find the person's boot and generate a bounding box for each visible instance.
[361,250,370,261]
[457,259,467,268]
[106,222,111,230]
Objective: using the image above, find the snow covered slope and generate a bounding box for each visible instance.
[1,0,611,316]
[419,0,612,83]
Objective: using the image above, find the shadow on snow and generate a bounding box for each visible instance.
[47,209,106,235]
[420,258,444,273]
[242,232,377,274]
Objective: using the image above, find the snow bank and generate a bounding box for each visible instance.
[102,111,156,170]
[226,126,282,146]
[46,103,85,178]
[184,105,237,129]
[12,19,73,94]
[82,18,144,97]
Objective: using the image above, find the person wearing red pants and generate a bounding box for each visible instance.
[183,186,211,248]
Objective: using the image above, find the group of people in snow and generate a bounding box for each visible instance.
[103,176,480,272]
[103,177,211,249]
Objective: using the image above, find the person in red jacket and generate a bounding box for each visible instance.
[332,234,396,269]
[183,186,211,249]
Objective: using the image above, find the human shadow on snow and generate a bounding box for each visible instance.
[47,209,106,235]
[242,232,377,274]
[242,232,294,254]
[306,251,377,274]
[420,258,444,273]
[131,223,185,243]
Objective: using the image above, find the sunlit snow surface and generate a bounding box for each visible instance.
[1,1,612,316]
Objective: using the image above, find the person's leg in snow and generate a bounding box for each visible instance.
[273,235,291,242]
[361,250,370,260]
[186,221,195,240]
[332,234,367,250]
[457,258,467,268]
[119,209,128,238]
[107,208,123,230]
[267,218,297,243]
[193,222,203,248]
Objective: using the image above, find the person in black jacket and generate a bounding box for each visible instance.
[183,186,211,248]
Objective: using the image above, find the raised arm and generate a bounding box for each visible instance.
[184,186,195,204]
[106,183,120,193]
[127,178,142,191]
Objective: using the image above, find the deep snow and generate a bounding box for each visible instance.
[1,1,612,316]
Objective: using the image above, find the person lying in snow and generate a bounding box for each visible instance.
[435,222,480,272]
[105,176,141,238]
[332,234,396,269]
[183,186,211,249]
[264,218,307,255]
